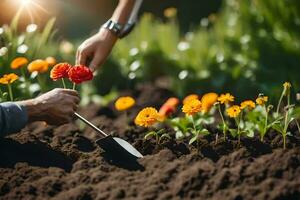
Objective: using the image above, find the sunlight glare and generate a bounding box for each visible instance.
[21,0,32,6]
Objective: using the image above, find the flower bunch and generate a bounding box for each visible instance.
[50,63,93,89]
[134,82,300,149]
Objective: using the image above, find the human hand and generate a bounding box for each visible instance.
[20,89,80,125]
[76,28,118,72]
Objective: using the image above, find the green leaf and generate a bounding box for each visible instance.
[271,123,284,134]
[200,128,210,135]
[144,131,156,140]
[229,128,238,138]
[291,107,300,119]
[160,133,171,140]
[189,135,198,145]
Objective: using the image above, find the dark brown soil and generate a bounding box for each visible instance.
[1,84,300,200]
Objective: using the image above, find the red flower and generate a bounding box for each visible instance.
[68,65,93,84]
[50,63,72,81]
[158,97,180,119]
[159,105,176,118]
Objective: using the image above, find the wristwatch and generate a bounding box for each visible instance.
[101,0,143,38]
[101,20,123,37]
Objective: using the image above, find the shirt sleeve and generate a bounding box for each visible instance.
[0,102,28,137]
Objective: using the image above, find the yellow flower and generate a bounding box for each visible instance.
[27,59,49,73]
[183,94,199,105]
[218,93,234,104]
[164,7,177,18]
[240,100,256,110]
[182,99,202,116]
[283,82,291,89]
[226,105,241,118]
[283,82,291,96]
[10,57,28,69]
[45,57,57,66]
[115,96,135,111]
[135,107,163,127]
[0,73,19,84]
[201,92,218,113]
[256,96,268,105]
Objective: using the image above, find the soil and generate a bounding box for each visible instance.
[1,83,300,200]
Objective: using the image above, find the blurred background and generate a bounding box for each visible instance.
[0,0,299,104]
[0,0,222,38]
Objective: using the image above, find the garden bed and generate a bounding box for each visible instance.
[1,84,300,200]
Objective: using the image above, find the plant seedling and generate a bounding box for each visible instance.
[144,129,171,144]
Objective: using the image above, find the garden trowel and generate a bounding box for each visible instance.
[75,112,143,160]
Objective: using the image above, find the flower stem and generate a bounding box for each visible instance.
[218,104,227,141]
[235,117,241,145]
[276,92,284,116]
[62,78,66,89]
[7,84,13,101]
[72,83,76,90]
[192,115,197,133]
[262,105,268,142]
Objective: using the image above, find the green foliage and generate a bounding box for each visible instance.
[0,14,60,99]
[144,129,171,144]
[108,0,300,100]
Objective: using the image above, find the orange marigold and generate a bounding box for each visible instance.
[135,107,163,127]
[0,73,19,85]
[182,99,202,116]
[11,57,28,70]
[226,105,241,118]
[201,92,218,113]
[183,94,199,105]
[27,59,49,73]
[218,93,234,104]
[240,100,256,110]
[115,96,135,111]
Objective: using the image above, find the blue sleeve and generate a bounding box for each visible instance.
[0,102,28,136]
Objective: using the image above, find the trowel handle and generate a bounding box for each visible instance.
[74,112,108,137]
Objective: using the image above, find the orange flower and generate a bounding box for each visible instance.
[135,107,163,127]
[115,96,135,111]
[182,99,202,116]
[50,63,72,81]
[68,65,93,84]
[27,59,49,73]
[226,105,241,118]
[201,92,218,113]
[183,94,199,104]
[218,93,234,104]
[0,73,19,84]
[11,57,29,70]
[240,100,256,110]
[45,57,57,66]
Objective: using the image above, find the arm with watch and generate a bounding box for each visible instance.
[76,0,143,72]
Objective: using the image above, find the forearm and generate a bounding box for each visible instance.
[111,0,136,24]
[0,102,28,136]
[17,99,45,123]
